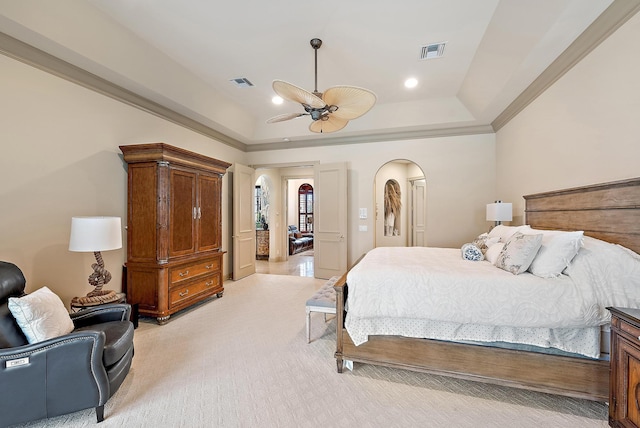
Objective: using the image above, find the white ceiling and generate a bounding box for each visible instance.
[0,1,625,149]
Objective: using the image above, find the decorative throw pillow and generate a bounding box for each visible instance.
[294,232,302,239]
[8,286,74,344]
[461,243,484,261]
[495,232,543,275]
[472,233,500,254]
[485,242,505,265]
[528,231,584,278]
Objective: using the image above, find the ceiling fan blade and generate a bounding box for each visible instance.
[309,116,349,134]
[273,80,325,109]
[322,86,377,120]
[266,112,308,124]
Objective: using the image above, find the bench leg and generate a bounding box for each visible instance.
[306,307,311,343]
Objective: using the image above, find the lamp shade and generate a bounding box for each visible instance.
[486,203,512,222]
[69,216,122,252]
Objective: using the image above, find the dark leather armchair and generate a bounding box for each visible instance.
[0,261,134,426]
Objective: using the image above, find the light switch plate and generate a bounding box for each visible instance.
[359,208,367,219]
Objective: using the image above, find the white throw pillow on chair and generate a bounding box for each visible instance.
[8,286,75,344]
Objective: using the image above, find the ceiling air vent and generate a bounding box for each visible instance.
[419,42,446,60]
[230,77,254,88]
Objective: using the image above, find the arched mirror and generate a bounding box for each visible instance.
[375,160,426,247]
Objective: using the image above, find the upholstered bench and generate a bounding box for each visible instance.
[305,276,339,343]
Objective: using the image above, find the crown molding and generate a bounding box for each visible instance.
[0,31,247,152]
[492,0,640,131]
[246,125,495,152]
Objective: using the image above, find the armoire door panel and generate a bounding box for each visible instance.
[170,169,197,257]
[198,174,221,252]
[128,163,157,260]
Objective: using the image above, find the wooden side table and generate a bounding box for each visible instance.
[71,292,138,328]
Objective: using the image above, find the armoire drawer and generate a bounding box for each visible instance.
[619,318,640,345]
[169,258,221,284]
[169,274,221,308]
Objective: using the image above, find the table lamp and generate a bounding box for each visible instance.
[486,201,512,227]
[69,216,122,306]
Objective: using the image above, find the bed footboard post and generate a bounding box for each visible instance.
[334,273,347,373]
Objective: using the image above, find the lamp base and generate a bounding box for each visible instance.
[71,289,120,306]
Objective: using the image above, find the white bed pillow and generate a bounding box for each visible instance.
[485,242,505,265]
[495,232,543,275]
[528,231,584,278]
[488,224,531,242]
[8,286,74,344]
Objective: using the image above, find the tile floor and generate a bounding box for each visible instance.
[255,250,314,277]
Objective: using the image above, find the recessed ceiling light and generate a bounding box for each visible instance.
[283,138,290,142]
[272,96,283,105]
[404,78,418,89]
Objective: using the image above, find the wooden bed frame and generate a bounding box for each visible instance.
[335,177,640,401]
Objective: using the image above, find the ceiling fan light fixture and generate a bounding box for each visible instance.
[272,96,283,104]
[266,38,376,133]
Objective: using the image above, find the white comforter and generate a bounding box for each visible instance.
[345,237,640,347]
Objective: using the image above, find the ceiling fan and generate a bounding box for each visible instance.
[267,38,377,133]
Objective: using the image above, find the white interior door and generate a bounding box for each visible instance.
[314,162,347,279]
[232,163,256,280]
[411,179,426,246]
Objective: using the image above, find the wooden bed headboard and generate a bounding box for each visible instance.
[524,177,640,254]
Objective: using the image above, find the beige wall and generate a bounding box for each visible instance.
[496,12,640,223]
[0,55,245,305]
[247,135,497,265]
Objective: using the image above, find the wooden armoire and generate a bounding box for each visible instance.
[119,143,231,324]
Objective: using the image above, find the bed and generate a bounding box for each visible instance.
[334,177,640,401]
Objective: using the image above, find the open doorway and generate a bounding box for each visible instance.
[254,173,315,277]
[375,159,426,247]
[284,177,315,276]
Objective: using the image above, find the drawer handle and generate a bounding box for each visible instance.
[179,270,189,277]
[205,281,213,286]
[206,264,214,269]
[179,289,189,297]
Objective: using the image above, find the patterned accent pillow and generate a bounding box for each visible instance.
[461,243,484,261]
[496,232,543,275]
[472,233,500,254]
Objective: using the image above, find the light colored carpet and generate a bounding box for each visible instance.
[15,274,607,427]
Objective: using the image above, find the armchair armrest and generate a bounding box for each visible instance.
[71,303,131,329]
[0,331,110,425]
